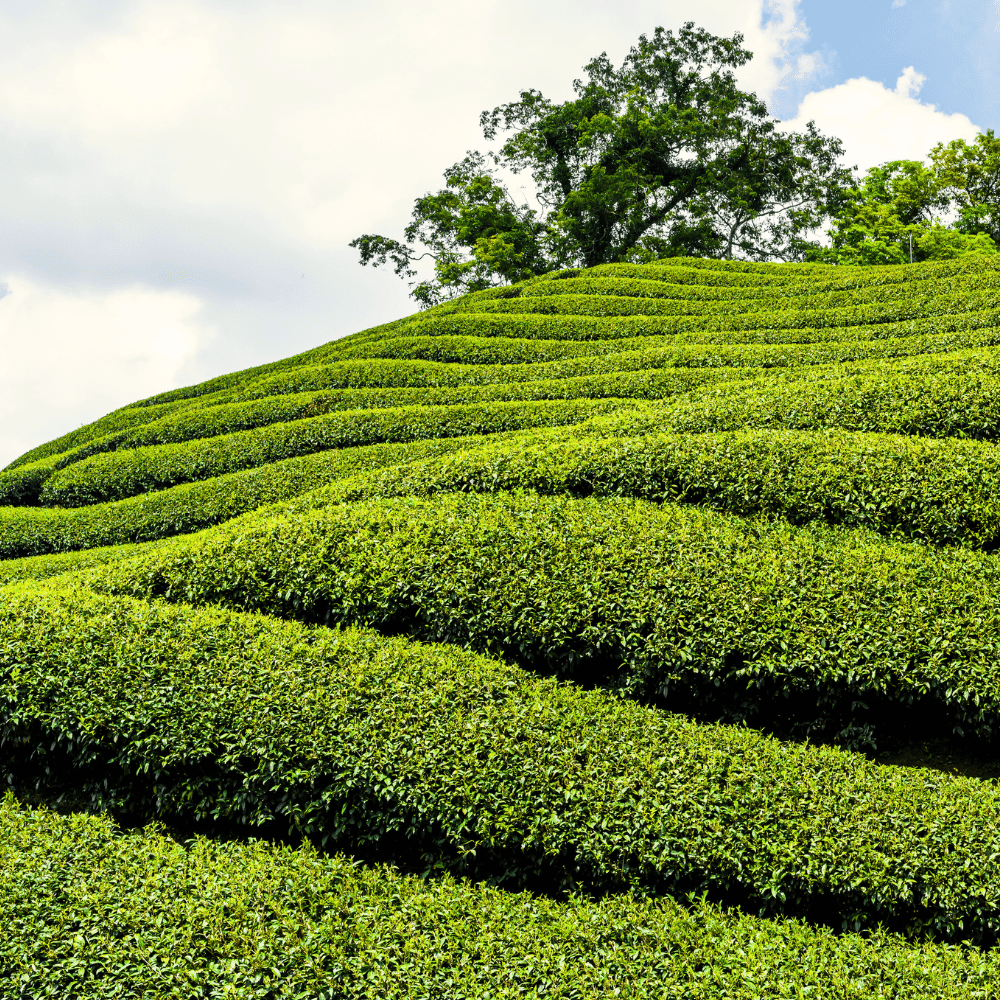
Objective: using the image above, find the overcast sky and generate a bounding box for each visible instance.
[1,0,995,467]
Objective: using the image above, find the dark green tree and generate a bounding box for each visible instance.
[806,156,998,265]
[931,130,1000,246]
[351,23,851,305]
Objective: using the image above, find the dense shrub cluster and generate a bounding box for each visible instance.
[79,490,1000,746]
[5,798,997,999]
[5,256,1000,987]
[4,583,1000,943]
[37,397,634,507]
[0,432,531,559]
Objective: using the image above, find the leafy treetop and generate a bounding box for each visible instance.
[352,24,850,305]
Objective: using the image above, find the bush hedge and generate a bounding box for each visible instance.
[4,797,997,999]
[4,584,1000,943]
[37,397,635,508]
[0,432,528,559]
[81,490,1000,747]
[334,322,1000,368]
[450,269,1000,309]
[11,366,753,484]
[298,426,1000,549]
[343,302,1000,346]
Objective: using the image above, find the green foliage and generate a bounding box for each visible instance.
[0,434,525,560]
[5,585,1000,944]
[5,796,998,999]
[319,425,1000,549]
[932,129,1000,246]
[805,148,1000,266]
[80,490,1000,747]
[35,397,636,508]
[353,25,849,303]
[9,254,1000,984]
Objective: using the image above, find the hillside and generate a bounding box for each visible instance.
[3,257,1000,997]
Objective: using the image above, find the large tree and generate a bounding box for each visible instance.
[931,130,1000,246]
[805,154,1000,265]
[351,23,850,305]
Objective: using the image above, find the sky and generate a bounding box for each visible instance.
[0,0,995,467]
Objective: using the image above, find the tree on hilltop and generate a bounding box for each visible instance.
[351,23,851,306]
[805,145,1000,265]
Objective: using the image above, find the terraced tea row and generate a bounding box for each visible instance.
[5,257,1000,982]
[5,798,995,999]
[3,582,1000,943]
[6,422,1000,562]
[71,491,1000,747]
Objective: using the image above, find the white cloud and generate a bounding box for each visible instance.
[0,1,819,463]
[0,277,210,468]
[781,66,979,171]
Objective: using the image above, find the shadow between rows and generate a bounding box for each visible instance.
[3,724,997,953]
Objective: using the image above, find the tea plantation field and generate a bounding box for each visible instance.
[3,257,1000,997]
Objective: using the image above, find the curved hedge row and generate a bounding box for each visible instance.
[308,426,1000,549]
[41,345,989,511]
[37,397,635,508]
[452,269,1000,308]
[0,432,526,560]
[10,420,999,562]
[81,491,1000,747]
[179,324,1000,411]
[582,256,1000,288]
[336,323,1000,368]
[444,289,1000,330]
[5,798,996,999]
[6,366,750,488]
[4,583,1000,944]
[356,302,1000,345]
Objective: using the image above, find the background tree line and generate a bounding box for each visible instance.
[351,23,1000,306]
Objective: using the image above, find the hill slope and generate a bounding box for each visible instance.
[3,257,1000,997]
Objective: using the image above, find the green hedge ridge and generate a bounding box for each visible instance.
[38,347,993,512]
[0,433,524,560]
[5,797,997,999]
[453,269,1000,308]
[83,491,1000,746]
[582,256,1000,288]
[438,290,1000,331]
[37,398,633,508]
[6,367,747,492]
[337,322,1000,368]
[5,585,1000,944]
[181,325,1000,410]
[0,400,192,473]
[307,426,1000,549]
[359,302,1000,346]
[0,540,166,587]
[10,418,998,562]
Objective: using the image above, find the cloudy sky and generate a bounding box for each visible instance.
[1,0,995,467]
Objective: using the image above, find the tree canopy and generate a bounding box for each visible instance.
[804,133,1000,266]
[351,23,850,305]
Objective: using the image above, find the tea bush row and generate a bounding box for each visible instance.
[447,288,1000,325]
[0,433,519,559]
[360,302,1000,345]
[36,397,635,508]
[452,269,1000,308]
[4,797,996,999]
[186,325,1000,410]
[81,491,1000,746]
[4,583,1000,943]
[315,426,1000,549]
[5,367,753,490]
[338,323,1000,368]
